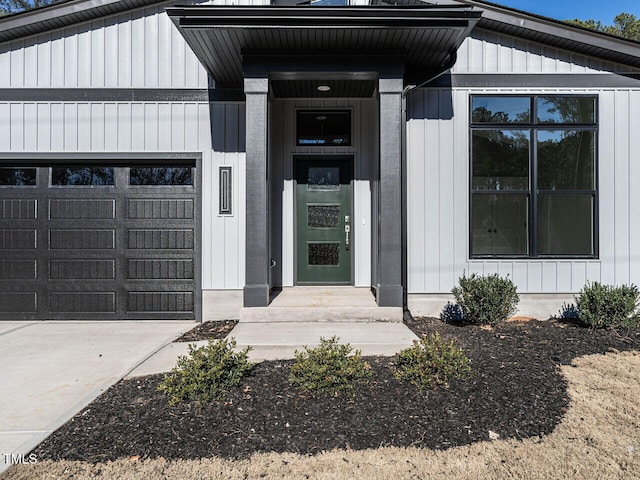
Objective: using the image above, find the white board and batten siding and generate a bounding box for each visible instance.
[0,0,251,292]
[407,29,640,298]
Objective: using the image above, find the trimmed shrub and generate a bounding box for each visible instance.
[394,332,471,391]
[288,336,372,397]
[440,301,464,324]
[451,273,519,325]
[158,338,252,406]
[574,282,640,329]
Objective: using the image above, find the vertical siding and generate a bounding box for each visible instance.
[453,29,640,74]
[270,98,375,287]
[0,3,208,88]
[0,99,246,290]
[407,87,640,294]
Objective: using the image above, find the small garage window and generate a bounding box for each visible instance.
[0,168,36,186]
[129,167,193,186]
[51,167,114,186]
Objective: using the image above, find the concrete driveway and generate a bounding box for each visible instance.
[0,320,192,474]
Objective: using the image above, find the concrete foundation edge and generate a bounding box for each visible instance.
[407,293,576,320]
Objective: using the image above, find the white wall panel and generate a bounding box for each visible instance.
[407,86,640,294]
[453,29,640,74]
[0,3,208,88]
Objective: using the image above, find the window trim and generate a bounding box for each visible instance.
[469,94,599,259]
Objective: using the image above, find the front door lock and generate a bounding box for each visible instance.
[345,224,351,250]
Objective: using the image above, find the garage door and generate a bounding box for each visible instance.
[0,163,198,320]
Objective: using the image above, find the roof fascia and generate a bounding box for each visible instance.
[458,0,640,59]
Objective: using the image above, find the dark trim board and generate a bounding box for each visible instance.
[0,89,211,102]
[424,73,640,89]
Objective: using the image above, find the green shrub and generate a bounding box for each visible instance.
[451,273,519,325]
[288,336,372,397]
[575,282,640,329]
[394,332,471,391]
[158,338,252,406]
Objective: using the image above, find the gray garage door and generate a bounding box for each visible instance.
[0,163,198,320]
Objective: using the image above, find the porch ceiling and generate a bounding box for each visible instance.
[166,5,482,87]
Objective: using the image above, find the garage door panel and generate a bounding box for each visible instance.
[128,259,194,280]
[0,292,38,313]
[128,198,194,219]
[49,259,116,280]
[128,291,194,313]
[128,229,194,250]
[0,259,37,280]
[49,199,116,220]
[49,292,116,313]
[0,163,198,320]
[0,229,37,249]
[0,199,37,219]
[49,229,116,250]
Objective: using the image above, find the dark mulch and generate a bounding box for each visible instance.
[174,320,238,343]
[32,318,639,462]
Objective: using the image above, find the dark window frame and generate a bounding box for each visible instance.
[50,166,116,187]
[0,167,38,187]
[469,94,599,259]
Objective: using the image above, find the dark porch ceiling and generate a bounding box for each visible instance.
[166,5,482,88]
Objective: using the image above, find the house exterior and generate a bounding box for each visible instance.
[0,0,639,321]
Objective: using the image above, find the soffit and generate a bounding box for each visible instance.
[166,5,482,86]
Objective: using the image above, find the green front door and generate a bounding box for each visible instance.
[295,157,352,284]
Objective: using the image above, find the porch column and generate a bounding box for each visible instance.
[376,77,404,307]
[243,77,270,307]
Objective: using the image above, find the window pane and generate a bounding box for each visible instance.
[471,96,530,124]
[538,130,595,190]
[308,205,340,228]
[52,167,114,186]
[472,194,529,255]
[538,194,594,255]
[472,130,530,190]
[308,243,340,266]
[308,167,340,191]
[0,168,36,186]
[297,111,351,146]
[130,167,192,186]
[537,97,596,124]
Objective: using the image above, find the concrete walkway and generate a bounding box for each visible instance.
[129,287,419,377]
[0,320,192,474]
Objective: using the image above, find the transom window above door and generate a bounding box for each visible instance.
[470,95,598,258]
[296,110,351,146]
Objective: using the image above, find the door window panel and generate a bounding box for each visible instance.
[308,205,340,228]
[51,167,114,186]
[308,242,340,266]
[129,167,193,186]
[308,167,340,191]
[0,168,36,186]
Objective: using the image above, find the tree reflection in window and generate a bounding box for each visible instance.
[130,167,193,186]
[0,168,36,186]
[51,167,114,186]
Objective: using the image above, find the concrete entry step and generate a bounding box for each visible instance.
[240,286,404,323]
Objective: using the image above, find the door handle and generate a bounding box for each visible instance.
[345,224,351,250]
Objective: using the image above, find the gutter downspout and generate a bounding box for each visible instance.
[399,49,457,313]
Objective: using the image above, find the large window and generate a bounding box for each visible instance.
[470,95,597,258]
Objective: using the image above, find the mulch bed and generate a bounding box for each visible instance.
[174,320,238,343]
[32,318,639,462]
